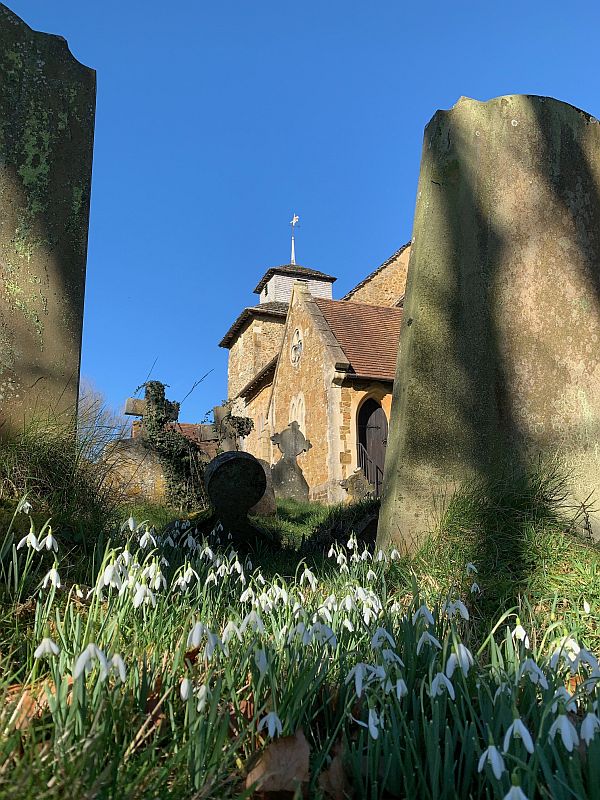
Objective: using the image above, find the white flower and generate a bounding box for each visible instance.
[470,582,481,594]
[42,566,61,589]
[548,714,579,752]
[366,569,377,581]
[196,683,210,712]
[38,530,58,552]
[20,500,32,515]
[258,711,283,738]
[346,663,370,698]
[504,785,529,800]
[412,604,434,626]
[430,672,455,701]
[139,529,156,549]
[551,686,577,714]
[73,643,109,681]
[416,631,442,654]
[580,712,600,745]
[180,677,192,701]
[109,653,127,682]
[34,636,59,659]
[583,599,591,614]
[133,583,156,609]
[371,628,395,650]
[395,678,408,699]
[240,610,265,635]
[444,599,469,620]
[477,744,506,780]
[102,563,122,590]
[17,528,39,551]
[342,618,355,632]
[221,621,242,645]
[445,643,474,678]
[381,648,404,666]
[518,659,548,690]
[255,648,268,677]
[512,624,530,649]
[389,548,400,561]
[549,637,580,673]
[299,567,317,591]
[503,717,535,754]
[187,622,206,648]
[367,708,382,739]
[466,562,478,574]
[127,516,137,531]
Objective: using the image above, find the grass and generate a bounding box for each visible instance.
[0,457,599,798]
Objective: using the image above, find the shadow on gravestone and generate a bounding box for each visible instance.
[249,458,276,516]
[0,5,95,437]
[271,421,312,502]
[204,451,267,546]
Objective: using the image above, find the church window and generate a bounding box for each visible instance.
[289,393,306,434]
[290,328,303,366]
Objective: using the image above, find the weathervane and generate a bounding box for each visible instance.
[290,213,299,265]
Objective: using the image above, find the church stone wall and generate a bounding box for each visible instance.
[242,382,273,462]
[344,246,411,307]
[227,316,285,399]
[269,291,337,501]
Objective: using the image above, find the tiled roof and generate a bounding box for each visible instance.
[314,298,402,381]
[237,355,278,400]
[342,242,411,300]
[219,302,288,348]
[254,264,336,294]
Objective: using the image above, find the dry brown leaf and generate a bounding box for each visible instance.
[318,741,351,800]
[246,728,310,797]
[5,677,73,731]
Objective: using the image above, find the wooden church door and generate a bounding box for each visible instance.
[357,399,388,496]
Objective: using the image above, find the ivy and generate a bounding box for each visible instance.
[138,381,207,511]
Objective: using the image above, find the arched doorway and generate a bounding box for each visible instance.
[357,398,388,496]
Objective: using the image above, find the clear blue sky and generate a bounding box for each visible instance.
[9,1,600,423]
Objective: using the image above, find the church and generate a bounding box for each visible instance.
[220,236,411,503]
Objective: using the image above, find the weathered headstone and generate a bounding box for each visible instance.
[249,458,276,516]
[340,468,374,502]
[205,450,267,538]
[0,5,95,436]
[378,95,600,551]
[271,421,312,501]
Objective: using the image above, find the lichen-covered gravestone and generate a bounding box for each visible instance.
[204,451,267,543]
[0,5,95,436]
[378,95,600,552]
[271,421,312,501]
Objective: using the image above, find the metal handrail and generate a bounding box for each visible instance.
[357,442,384,497]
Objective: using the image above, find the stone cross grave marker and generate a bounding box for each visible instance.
[271,421,312,501]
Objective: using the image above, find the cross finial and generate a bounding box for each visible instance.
[290,213,299,264]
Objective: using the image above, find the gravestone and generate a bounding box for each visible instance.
[340,468,374,502]
[205,451,267,539]
[0,5,95,436]
[378,95,600,552]
[271,421,312,501]
[249,458,276,516]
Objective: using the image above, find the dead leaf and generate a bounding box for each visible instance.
[319,740,351,800]
[246,728,310,797]
[4,677,73,731]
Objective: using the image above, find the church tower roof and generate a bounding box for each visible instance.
[253,264,336,295]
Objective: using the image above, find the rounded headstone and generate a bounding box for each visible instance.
[205,451,267,519]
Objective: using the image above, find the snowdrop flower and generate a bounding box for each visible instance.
[109,653,127,682]
[412,604,435,626]
[187,622,206,648]
[395,678,408,699]
[204,631,222,661]
[342,618,355,633]
[367,708,382,739]
[240,610,265,635]
[430,672,455,701]
[258,711,283,738]
[205,571,217,587]
[416,631,442,654]
[366,569,377,581]
[583,599,591,614]
[346,534,357,550]
[133,583,156,609]
[548,713,579,752]
[580,711,600,745]
[196,683,210,712]
[518,659,548,690]
[164,534,175,548]
[139,529,156,549]
[477,744,506,780]
[239,586,255,603]
[34,636,60,659]
[19,500,32,515]
[371,628,395,650]
[504,782,529,800]
[299,567,317,591]
[466,562,478,574]
[470,582,481,594]
[551,686,577,714]
[512,624,530,649]
[360,550,372,562]
[549,637,581,673]
[38,529,58,552]
[180,677,192,701]
[444,599,469,621]
[503,717,535,754]
[255,649,268,677]
[17,528,39,551]
[389,548,400,561]
[118,549,133,567]
[309,623,337,648]
[381,648,404,666]
[102,563,122,590]
[221,621,242,645]
[42,566,61,589]
[73,643,109,681]
[446,643,474,678]
[346,663,370,698]
[376,549,385,562]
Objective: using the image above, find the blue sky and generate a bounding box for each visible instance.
[9,1,600,423]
